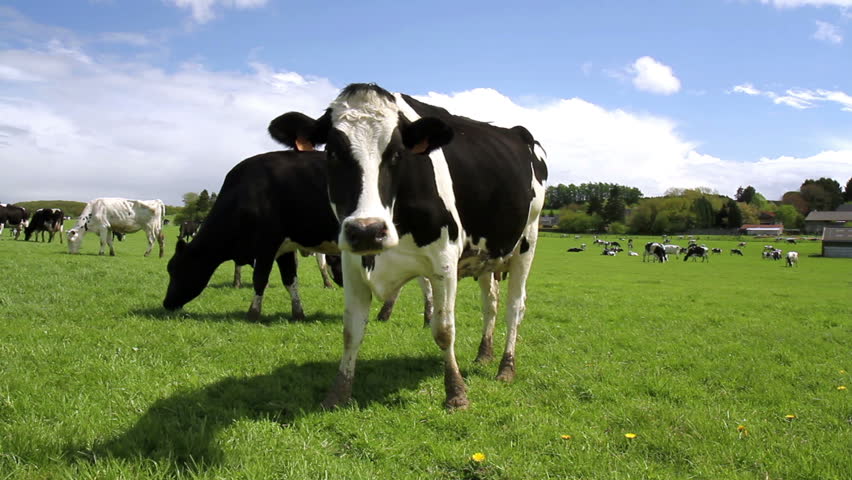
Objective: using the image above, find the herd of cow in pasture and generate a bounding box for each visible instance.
[0,82,812,410]
[563,235,801,267]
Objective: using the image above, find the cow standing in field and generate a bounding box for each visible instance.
[0,204,29,240]
[269,83,547,409]
[786,251,799,267]
[684,244,710,262]
[24,208,64,243]
[164,151,432,323]
[66,198,165,257]
[730,248,744,256]
[643,242,668,262]
[663,244,681,259]
[178,220,201,242]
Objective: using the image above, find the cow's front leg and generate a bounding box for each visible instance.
[98,232,107,255]
[475,273,499,363]
[233,263,242,288]
[430,273,468,410]
[323,253,372,409]
[315,254,335,289]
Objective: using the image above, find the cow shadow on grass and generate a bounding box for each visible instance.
[130,307,341,325]
[66,355,440,473]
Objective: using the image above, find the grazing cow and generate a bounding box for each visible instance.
[628,251,639,256]
[643,242,668,262]
[269,83,547,409]
[178,220,201,242]
[566,246,584,252]
[66,198,165,257]
[738,242,747,247]
[609,241,621,248]
[771,249,783,260]
[711,248,722,255]
[24,208,64,243]
[663,244,682,259]
[165,151,432,324]
[684,244,709,262]
[786,251,799,267]
[0,204,29,239]
[786,238,797,244]
[730,248,744,256]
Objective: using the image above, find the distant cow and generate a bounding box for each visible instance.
[786,251,799,267]
[178,220,201,242]
[24,208,64,243]
[566,246,584,252]
[164,151,433,324]
[684,244,709,262]
[730,248,744,256]
[786,238,797,244]
[711,248,722,254]
[66,198,165,257]
[0,204,29,239]
[663,244,682,259]
[644,242,667,263]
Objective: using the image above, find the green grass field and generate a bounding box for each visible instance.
[1,225,850,479]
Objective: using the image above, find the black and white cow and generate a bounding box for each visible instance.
[269,83,547,409]
[178,220,201,242]
[684,244,710,262]
[786,251,799,267]
[711,248,722,255]
[164,151,432,324]
[643,242,667,262]
[24,208,64,243]
[0,204,29,239]
[730,248,744,256]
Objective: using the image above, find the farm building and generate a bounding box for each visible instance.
[804,210,852,234]
[539,215,559,230]
[822,227,852,258]
[739,224,783,236]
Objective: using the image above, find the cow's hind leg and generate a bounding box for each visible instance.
[323,253,372,409]
[418,276,434,327]
[143,230,154,257]
[375,289,398,322]
[497,232,539,382]
[475,273,499,363]
[315,254,335,289]
[157,230,165,258]
[247,253,275,322]
[233,263,242,288]
[276,252,305,321]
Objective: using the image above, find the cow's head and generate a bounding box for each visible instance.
[163,239,217,310]
[269,83,453,254]
[66,228,84,254]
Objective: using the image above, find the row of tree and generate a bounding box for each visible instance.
[552,176,851,234]
[545,182,643,210]
[173,189,217,225]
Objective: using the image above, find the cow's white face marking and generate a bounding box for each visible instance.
[328,89,400,252]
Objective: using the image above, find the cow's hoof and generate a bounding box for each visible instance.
[475,340,493,363]
[496,354,515,382]
[445,394,469,411]
[290,311,306,323]
[246,309,261,322]
[322,372,353,409]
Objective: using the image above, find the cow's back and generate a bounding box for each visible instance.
[190,151,337,264]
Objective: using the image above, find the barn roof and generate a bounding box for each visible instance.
[822,227,852,242]
[805,211,852,222]
[741,224,783,229]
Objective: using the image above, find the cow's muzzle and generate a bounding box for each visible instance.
[343,217,389,254]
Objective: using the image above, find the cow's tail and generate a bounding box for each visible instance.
[510,125,548,183]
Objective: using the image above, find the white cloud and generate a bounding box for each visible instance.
[416,89,851,200]
[733,83,852,111]
[629,56,681,95]
[165,0,268,23]
[98,32,152,47]
[0,36,848,207]
[759,0,852,7]
[813,20,843,43]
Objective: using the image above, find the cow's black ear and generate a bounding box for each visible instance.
[176,239,187,253]
[402,117,453,154]
[268,110,331,151]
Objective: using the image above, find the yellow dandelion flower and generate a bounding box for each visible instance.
[560,434,572,440]
[837,385,847,391]
[840,370,847,374]
[785,414,796,420]
[470,452,486,463]
[737,425,747,432]
[624,433,637,439]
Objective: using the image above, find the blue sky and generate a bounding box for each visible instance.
[1,0,850,205]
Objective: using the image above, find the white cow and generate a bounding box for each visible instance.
[66,198,165,257]
[663,244,682,259]
[786,251,799,267]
